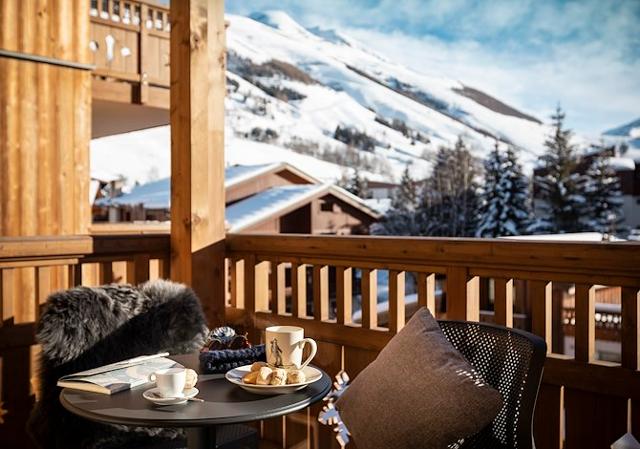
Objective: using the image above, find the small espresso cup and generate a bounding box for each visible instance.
[265,326,317,369]
[148,367,186,398]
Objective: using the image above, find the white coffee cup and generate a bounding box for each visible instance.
[148,367,186,398]
[265,326,317,369]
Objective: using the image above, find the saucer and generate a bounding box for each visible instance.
[225,365,322,395]
[143,387,199,405]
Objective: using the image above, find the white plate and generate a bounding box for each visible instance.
[225,365,322,395]
[143,387,199,405]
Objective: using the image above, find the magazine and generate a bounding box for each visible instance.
[57,353,182,395]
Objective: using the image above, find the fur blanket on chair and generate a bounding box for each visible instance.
[28,280,208,449]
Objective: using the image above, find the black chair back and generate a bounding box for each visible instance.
[439,320,546,449]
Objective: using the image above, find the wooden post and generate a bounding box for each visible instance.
[170,0,226,326]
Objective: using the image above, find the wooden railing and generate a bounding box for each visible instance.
[0,232,170,448]
[2,231,639,448]
[89,0,170,107]
[224,233,640,449]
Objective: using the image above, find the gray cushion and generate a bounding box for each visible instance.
[336,308,502,449]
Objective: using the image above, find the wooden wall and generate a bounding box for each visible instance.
[0,1,91,446]
[0,0,91,237]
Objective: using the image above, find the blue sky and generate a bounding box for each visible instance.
[227,0,640,135]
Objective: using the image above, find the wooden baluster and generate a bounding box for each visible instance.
[336,266,352,325]
[290,263,307,318]
[68,264,82,287]
[494,278,514,327]
[126,254,150,285]
[98,261,114,284]
[361,268,377,329]
[622,287,640,371]
[417,272,436,315]
[574,284,595,362]
[230,258,245,309]
[530,280,552,352]
[389,270,405,333]
[255,261,270,312]
[244,256,256,313]
[270,261,286,315]
[312,265,329,321]
[35,266,51,322]
[445,267,480,321]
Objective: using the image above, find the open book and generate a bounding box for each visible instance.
[57,353,182,395]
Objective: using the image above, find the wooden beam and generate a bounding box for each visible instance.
[170,0,226,325]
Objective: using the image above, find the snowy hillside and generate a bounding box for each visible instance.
[92,10,555,190]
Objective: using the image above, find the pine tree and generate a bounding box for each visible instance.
[418,137,480,237]
[534,106,587,233]
[343,169,370,199]
[476,143,533,237]
[372,165,420,235]
[582,155,624,233]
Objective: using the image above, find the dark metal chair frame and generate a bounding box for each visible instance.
[439,320,547,449]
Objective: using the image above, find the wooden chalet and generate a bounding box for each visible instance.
[1,1,639,448]
[94,162,379,234]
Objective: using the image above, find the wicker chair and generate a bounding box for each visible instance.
[439,320,547,449]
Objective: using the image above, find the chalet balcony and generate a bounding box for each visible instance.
[1,231,639,448]
[1,1,639,449]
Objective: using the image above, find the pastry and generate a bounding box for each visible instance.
[287,370,306,384]
[270,368,287,385]
[256,366,273,385]
[242,370,259,384]
[250,361,267,372]
[184,369,198,389]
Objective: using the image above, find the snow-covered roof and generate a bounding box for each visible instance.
[97,162,319,208]
[227,183,380,232]
[227,184,326,232]
[97,162,380,229]
[501,232,625,242]
[609,157,636,171]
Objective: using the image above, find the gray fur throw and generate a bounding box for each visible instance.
[28,280,208,449]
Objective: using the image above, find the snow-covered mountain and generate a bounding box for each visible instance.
[92,10,555,190]
[224,10,551,182]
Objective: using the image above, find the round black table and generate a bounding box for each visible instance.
[60,353,332,449]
